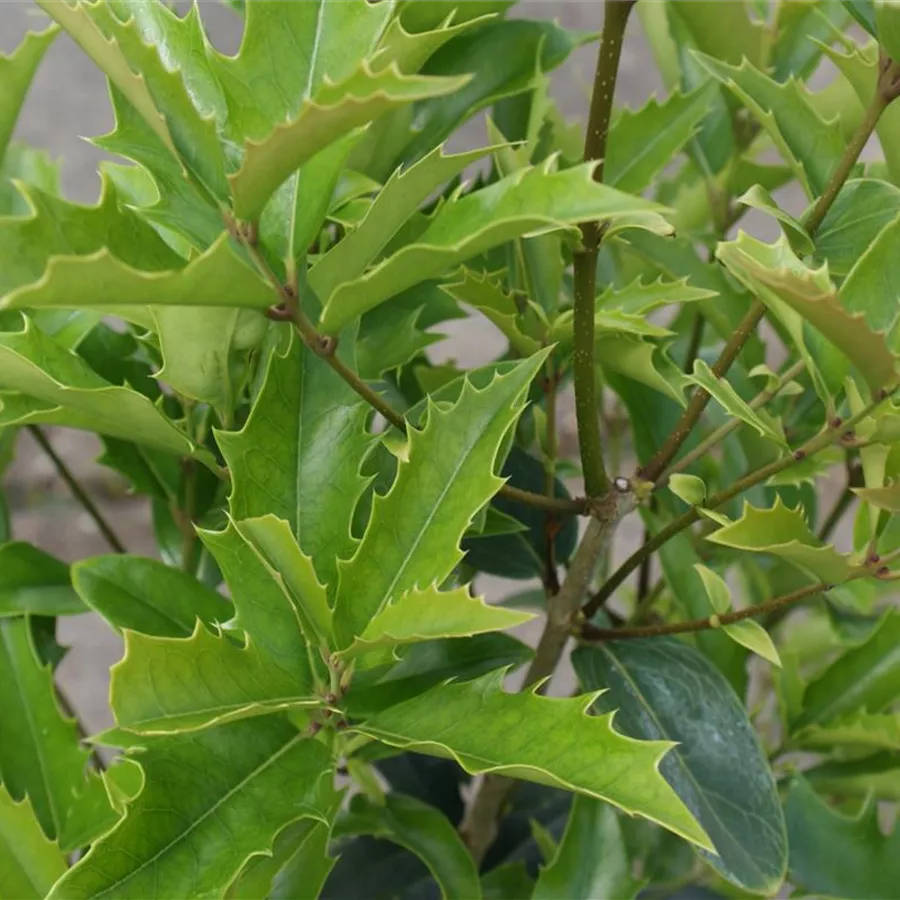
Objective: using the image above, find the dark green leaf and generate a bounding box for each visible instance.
[0,542,83,617]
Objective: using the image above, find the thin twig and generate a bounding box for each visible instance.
[28,425,126,554]
[581,582,828,641]
[638,65,900,486]
[584,390,894,617]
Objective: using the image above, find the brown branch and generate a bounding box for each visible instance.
[580,582,828,641]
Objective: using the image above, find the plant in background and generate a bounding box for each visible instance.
[2,0,900,896]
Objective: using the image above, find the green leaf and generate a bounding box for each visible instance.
[721,619,782,668]
[0,178,183,301]
[229,64,468,220]
[355,670,711,851]
[0,784,65,900]
[876,0,900,61]
[597,336,688,407]
[111,521,318,734]
[785,776,900,899]
[0,319,198,459]
[533,797,641,900]
[707,498,858,584]
[573,640,787,893]
[49,718,336,900]
[818,36,900,184]
[345,632,532,717]
[814,179,900,276]
[216,335,372,589]
[792,711,900,752]
[334,793,480,900]
[688,359,786,446]
[693,51,844,197]
[793,609,900,729]
[309,144,494,309]
[737,184,814,256]
[0,27,57,161]
[365,18,584,177]
[716,231,899,394]
[0,616,113,848]
[595,276,716,316]
[339,584,532,660]
[606,83,717,193]
[694,563,730,614]
[72,554,232,637]
[332,351,547,647]
[227,817,335,900]
[318,164,671,333]
[0,542,83,617]
[669,473,706,507]
[3,231,277,312]
[440,268,541,357]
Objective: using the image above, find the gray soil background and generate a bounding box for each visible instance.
[1,2,813,736]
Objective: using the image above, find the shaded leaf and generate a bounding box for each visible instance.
[334,793,480,900]
[533,796,640,900]
[49,718,336,900]
[785,775,900,899]
[354,669,711,851]
[0,542,83,617]
[72,554,232,638]
[573,640,787,893]
[738,184,813,255]
[793,609,900,729]
[792,711,900,752]
[333,352,547,647]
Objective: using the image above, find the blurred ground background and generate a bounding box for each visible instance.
[0,2,818,737]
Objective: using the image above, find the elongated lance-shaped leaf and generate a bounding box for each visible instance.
[0,177,183,300]
[0,784,65,900]
[229,63,468,220]
[573,641,788,894]
[338,584,533,660]
[309,143,495,303]
[332,350,548,647]
[72,554,233,638]
[0,26,57,160]
[334,792,481,900]
[687,359,786,446]
[596,276,716,315]
[707,498,859,584]
[110,521,319,734]
[793,609,900,730]
[319,163,671,332]
[717,231,900,393]
[0,319,200,460]
[354,669,710,850]
[693,51,844,197]
[2,231,277,312]
[0,617,114,848]
[49,718,337,900]
[0,542,83,617]
[216,335,373,589]
[606,82,717,193]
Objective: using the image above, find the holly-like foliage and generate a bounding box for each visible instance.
[2,1,900,897]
